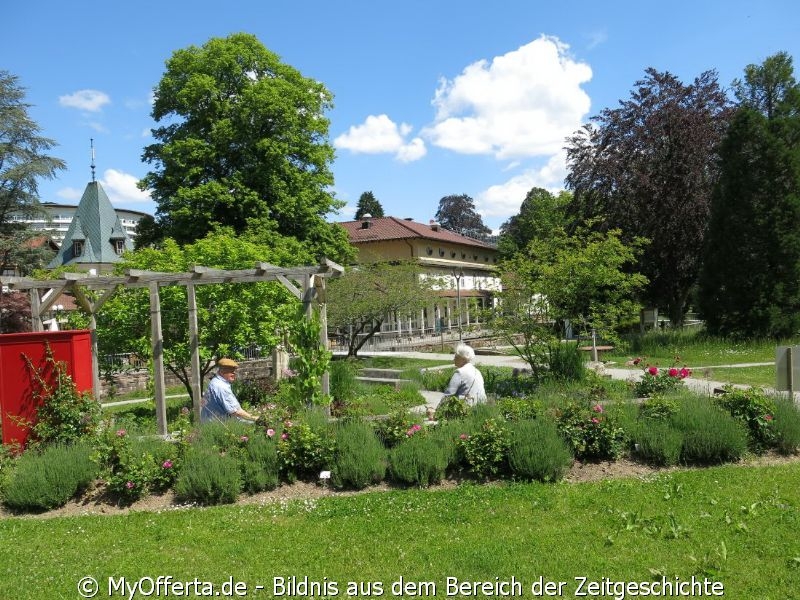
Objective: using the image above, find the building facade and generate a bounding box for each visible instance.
[338,216,501,342]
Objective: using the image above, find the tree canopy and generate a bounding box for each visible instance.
[0,71,64,275]
[565,68,731,325]
[698,52,800,337]
[434,194,491,239]
[139,33,352,263]
[354,191,384,220]
[498,187,571,257]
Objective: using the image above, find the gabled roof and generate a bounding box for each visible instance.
[49,181,135,268]
[339,216,496,249]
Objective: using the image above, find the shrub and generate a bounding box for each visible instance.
[458,418,510,479]
[388,431,450,487]
[331,422,386,490]
[497,396,543,422]
[633,364,691,398]
[507,419,572,482]
[486,369,540,398]
[547,342,585,382]
[278,420,335,482]
[93,429,182,502]
[24,349,101,447]
[240,433,280,493]
[772,396,800,455]
[174,447,242,505]
[420,368,453,393]
[435,395,468,421]
[2,443,97,511]
[631,421,683,466]
[670,397,748,465]
[639,396,679,421]
[232,378,280,408]
[712,386,776,451]
[329,359,360,407]
[374,411,423,448]
[555,401,626,461]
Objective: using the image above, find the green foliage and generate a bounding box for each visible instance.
[638,396,679,421]
[239,433,280,494]
[140,33,353,262]
[329,359,360,406]
[458,418,510,479]
[93,428,183,502]
[670,397,749,465]
[278,420,335,482]
[507,418,572,482]
[498,188,571,257]
[0,70,65,282]
[497,396,543,421]
[331,421,386,490]
[327,260,437,357]
[434,395,468,420]
[174,446,242,505]
[771,396,800,454]
[354,191,384,220]
[712,386,777,451]
[420,368,454,393]
[2,443,97,511]
[555,401,626,461]
[388,429,451,487]
[24,349,101,447]
[374,411,423,448]
[632,421,683,466]
[546,342,585,382]
[632,365,690,398]
[699,52,800,337]
[287,309,332,406]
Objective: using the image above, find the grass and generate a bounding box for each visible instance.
[1,462,798,599]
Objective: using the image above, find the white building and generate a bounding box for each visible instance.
[11,202,149,246]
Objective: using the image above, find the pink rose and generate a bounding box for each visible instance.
[592,404,603,413]
[679,367,691,379]
[668,367,679,377]
[125,481,135,489]
[281,433,288,440]
[764,414,774,421]
[459,433,468,440]
[266,428,275,437]
[116,429,127,437]
[162,460,173,469]
[591,417,600,424]
[648,366,659,376]
[240,435,249,443]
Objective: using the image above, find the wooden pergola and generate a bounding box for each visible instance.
[1,259,343,435]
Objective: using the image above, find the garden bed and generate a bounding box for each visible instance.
[4,451,797,520]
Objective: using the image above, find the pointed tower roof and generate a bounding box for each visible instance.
[49,180,135,269]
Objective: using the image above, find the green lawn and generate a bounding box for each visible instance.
[1,462,798,599]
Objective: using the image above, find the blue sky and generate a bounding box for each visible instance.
[5,1,799,232]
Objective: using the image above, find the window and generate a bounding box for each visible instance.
[114,239,125,255]
[426,246,433,256]
[73,240,84,257]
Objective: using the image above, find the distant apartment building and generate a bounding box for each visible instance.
[11,202,148,246]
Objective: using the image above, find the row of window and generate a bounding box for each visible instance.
[72,239,126,257]
[424,246,497,263]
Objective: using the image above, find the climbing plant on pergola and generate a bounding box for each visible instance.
[1,259,342,435]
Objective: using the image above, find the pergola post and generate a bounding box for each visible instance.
[149,282,168,436]
[187,283,202,424]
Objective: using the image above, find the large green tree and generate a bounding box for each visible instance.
[565,68,730,325]
[354,191,384,220]
[326,261,437,357]
[140,33,352,263]
[498,187,571,257]
[435,194,491,239]
[0,71,64,276]
[698,52,800,337]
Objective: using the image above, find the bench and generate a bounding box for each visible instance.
[578,345,615,361]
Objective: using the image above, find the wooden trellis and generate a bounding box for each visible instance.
[1,259,343,435]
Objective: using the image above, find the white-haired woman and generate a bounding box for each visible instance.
[442,343,487,406]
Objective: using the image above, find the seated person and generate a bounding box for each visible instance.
[200,358,259,423]
[442,343,487,406]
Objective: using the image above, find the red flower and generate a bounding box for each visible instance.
[648,366,659,376]
[633,357,642,365]
[764,414,774,421]
[679,367,691,379]
[668,367,679,377]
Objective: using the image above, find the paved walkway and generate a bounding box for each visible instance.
[350,350,793,413]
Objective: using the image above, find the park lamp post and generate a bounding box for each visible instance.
[452,269,464,341]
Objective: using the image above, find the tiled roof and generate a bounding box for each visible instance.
[339,216,495,249]
[49,181,135,268]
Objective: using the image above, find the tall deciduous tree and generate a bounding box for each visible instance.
[565,68,730,325]
[0,71,64,275]
[140,33,353,263]
[435,194,491,239]
[698,52,800,337]
[327,261,436,357]
[354,191,384,220]
[498,187,571,257]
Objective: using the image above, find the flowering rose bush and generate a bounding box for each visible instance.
[633,359,691,398]
[555,401,626,461]
[712,385,777,451]
[458,418,510,479]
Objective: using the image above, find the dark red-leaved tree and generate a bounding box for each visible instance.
[565,68,732,325]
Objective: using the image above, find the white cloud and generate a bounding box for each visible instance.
[59,89,111,112]
[476,152,568,219]
[100,169,151,203]
[56,187,83,202]
[334,114,427,162]
[424,35,592,159]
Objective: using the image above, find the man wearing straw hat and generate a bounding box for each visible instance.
[200,358,259,423]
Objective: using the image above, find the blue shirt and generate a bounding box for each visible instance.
[201,374,243,422]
